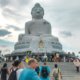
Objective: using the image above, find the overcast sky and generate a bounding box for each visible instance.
[0,0,80,55]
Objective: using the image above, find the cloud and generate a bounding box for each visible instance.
[3,8,19,16]
[41,0,80,33]
[19,0,31,6]
[0,39,15,45]
[6,25,23,31]
[0,26,2,28]
[59,31,73,38]
[0,29,11,36]
[0,0,9,7]
[3,33,19,42]
[2,8,24,20]
[2,7,30,23]
[0,0,31,8]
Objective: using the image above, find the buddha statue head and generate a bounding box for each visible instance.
[31,3,44,19]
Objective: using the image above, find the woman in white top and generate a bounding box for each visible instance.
[17,61,25,80]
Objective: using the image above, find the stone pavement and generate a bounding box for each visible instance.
[0,62,80,80]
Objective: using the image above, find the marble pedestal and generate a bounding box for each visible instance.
[13,34,62,55]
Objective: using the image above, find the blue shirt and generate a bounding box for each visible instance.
[40,66,50,80]
[19,68,41,80]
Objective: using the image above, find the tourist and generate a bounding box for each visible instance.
[43,54,48,62]
[40,62,50,80]
[17,61,25,80]
[8,60,24,80]
[73,59,80,72]
[19,58,40,80]
[52,64,62,80]
[1,63,9,80]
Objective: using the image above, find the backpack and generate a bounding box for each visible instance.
[41,66,49,78]
[35,67,40,75]
[53,68,59,78]
[8,68,18,80]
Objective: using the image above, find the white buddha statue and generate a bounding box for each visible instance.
[14,3,62,54]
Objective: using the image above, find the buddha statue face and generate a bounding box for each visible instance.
[31,3,44,19]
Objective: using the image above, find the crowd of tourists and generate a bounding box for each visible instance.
[0,58,62,80]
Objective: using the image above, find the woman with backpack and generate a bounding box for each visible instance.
[40,62,50,80]
[8,60,24,80]
[52,64,62,80]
